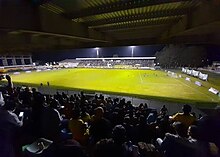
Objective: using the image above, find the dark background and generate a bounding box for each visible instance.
[32,44,220,62]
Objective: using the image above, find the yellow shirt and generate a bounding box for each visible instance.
[68,119,85,141]
[172,113,196,128]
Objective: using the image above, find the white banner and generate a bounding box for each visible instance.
[192,70,200,77]
[182,67,208,81]
[187,69,192,75]
[185,77,191,81]
[195,81,202,86]
[208,87,219,95]
[199,72,208,81]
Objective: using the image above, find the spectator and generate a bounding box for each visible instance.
[0,75,13,94]
[157,122,193,157]
[68,109,88,145]
[0,98,23,157]
[39,98,63,142]
[170,104,196,128]
[160,105,168,116]
[197,106,220,155]
[187,125,211,157]
[89,107,111,144]
[93,125,139,157]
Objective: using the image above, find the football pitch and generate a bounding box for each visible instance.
[10,68,220,105]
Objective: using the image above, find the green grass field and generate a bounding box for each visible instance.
[9,68,220,105]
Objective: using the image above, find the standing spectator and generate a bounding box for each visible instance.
[0,75,13,95]
[0,98,23,157]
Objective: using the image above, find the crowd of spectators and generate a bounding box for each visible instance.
[0,75,220,157]
[77,59,155,68]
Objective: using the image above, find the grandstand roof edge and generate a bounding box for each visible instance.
[75,57,156,60]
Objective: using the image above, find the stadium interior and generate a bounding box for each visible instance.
[0,1,220,157]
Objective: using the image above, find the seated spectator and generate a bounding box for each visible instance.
[187,125,211,157]
[160,105,168,116]
[93,125,139,157]
[19,87,32,107]
[147,111,157,124]
[123,116,135,142]
[81,107,91,124]
[136,115,151,143]
[137,142,160,157]
[93,138,119,157]
[170,104,196,129]
[157,122,193,157]
[197,106,220,155]
[0,97,23,157]
[53,139,88,157]
[68,109,88,145]
[39,98,63,142]
[89,107,111,144]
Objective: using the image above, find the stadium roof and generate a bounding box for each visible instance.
[76,57,156,60]
[0,0,220,53]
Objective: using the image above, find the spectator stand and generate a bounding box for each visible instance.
[36,85,206,117]
[75,57,156,70]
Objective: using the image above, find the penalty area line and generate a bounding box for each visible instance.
[176,79,215,101]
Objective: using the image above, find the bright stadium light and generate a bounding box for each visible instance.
[130,46,135,57]
[95,47,100,58]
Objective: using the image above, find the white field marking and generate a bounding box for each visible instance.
[138,71,181,86]
[138,71,144,83]
[176,78,215,101]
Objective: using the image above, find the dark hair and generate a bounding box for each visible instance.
[112,125,126,145]
[4,100,16,111]
[182,105,192,114]
[71,109,81,119]
[94,139,117,157]
[50,99,60,109]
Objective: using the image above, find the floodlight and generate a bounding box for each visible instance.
[130,46,135,57]
[95,47,100,58]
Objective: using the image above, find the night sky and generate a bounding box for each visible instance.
[32,44,220,62]
[32,45,164,62]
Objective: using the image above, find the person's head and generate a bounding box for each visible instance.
[173,122,187,137]
[4,99,16,112]
[25,87,30,92]
[50,98,60,109]
[112,125,126,145]
[94,94,98,100]
[139,115,145,124]
[71,109,81,119]
[124,116,130,124]
[94,139,117,157]
[188,125,198,139]
[5,75,11,81]
[182,105,192,114]
[32,88,37,93]
[94,107,104,119]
